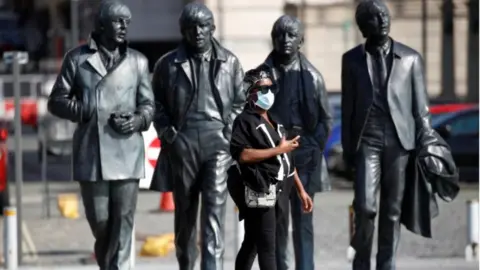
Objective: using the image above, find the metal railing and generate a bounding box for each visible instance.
[0,74,55,98]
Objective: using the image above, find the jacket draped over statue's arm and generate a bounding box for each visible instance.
[401,130,459,238]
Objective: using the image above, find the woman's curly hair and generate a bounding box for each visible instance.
[243,65,272,95]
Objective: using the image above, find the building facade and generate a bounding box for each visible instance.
[205,0,478,101]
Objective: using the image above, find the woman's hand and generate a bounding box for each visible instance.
[277,136,300,154]
[299,191,313,213]
[292,168,312,213]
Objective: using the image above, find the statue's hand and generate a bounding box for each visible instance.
[117,112,143,135]
[108,112,133,134]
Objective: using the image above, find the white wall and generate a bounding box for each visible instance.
[206,0,285,70]
[124,0,184,41]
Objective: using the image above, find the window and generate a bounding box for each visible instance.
[448,112,479,136]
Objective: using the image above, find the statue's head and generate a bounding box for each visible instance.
[179,3,215,52]
[271,15,304,56]
[355,0,391,40]
[94,0,132,44]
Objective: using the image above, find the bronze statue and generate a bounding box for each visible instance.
[260,15,332,270]
[341,0,432,269]
[149,3,245,270]
[47,1,155,269]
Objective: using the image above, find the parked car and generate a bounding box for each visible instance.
[328,92,341,123]
[429,103,476,114]
[324,103,476,178]
[432,107,479,182]
[0,12,24,54]
[0,11,26,74]
[325,123,343,172]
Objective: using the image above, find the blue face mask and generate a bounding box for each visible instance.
[255,89,275,110]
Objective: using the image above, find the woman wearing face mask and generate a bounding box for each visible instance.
[228,66,313,270]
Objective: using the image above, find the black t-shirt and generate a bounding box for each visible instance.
[230,107,295,193]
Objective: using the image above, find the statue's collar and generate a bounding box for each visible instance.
[362,37,401,58]
[174,38,226,63]
[87,33,128,55]
[264,51,304,70]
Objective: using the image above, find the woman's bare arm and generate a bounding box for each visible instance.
[293,168,306,195]
[239,147,282,164]
[238,135,300,164]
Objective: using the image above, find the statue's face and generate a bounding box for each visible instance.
[272,25,302,56]
[182,14,214,52]
[101,6,131,44]
[360,2,391,39]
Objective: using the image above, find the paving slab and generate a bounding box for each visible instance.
[1,182,478,266]
[15,258,479,270]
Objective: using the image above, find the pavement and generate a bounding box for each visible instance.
[1,132,479,269]
[1,182,478,267]
[11,258,480,270]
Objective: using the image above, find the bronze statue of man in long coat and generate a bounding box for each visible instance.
[47,1,155,269]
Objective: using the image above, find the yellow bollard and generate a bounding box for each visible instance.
[139,233,175,257]
[57,193,80,219]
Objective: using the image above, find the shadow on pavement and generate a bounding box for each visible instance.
[36,250,91,256]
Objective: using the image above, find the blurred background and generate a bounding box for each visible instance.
[0,0,477,268]
[0,0,478,100]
